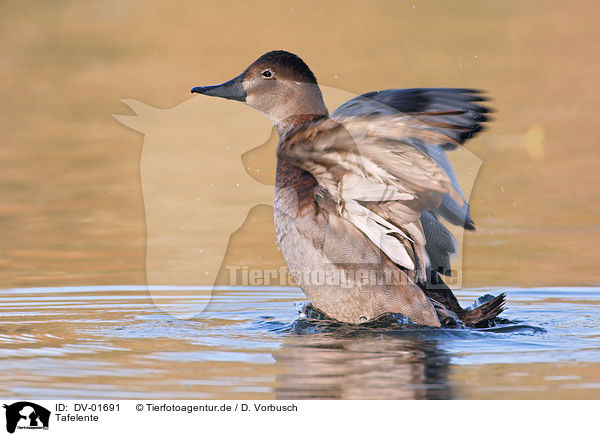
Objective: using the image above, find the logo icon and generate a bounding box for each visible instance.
[3,402,50,434]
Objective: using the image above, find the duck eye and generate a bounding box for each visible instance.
[261,70,273,78]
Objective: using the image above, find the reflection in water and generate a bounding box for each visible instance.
[0,285,599,399]
[274,324,453,399]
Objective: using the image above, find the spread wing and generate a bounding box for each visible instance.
[277,115,465,281]
[332,88,491,230]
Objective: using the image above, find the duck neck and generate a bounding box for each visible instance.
[275,113,328,137]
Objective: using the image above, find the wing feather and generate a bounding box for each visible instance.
[331,88,491,230]
[277,116,463,277]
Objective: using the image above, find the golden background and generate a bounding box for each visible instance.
[1,0,599,288]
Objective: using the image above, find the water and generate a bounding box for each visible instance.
[1,285,598,399]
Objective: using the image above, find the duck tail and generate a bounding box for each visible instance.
[462,293,506,326]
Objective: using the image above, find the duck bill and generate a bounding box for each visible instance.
[191,73,247,102]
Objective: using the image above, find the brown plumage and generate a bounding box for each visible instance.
[191,50,505,327]
[461,293,506,326]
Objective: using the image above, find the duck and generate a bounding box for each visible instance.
[191,50,505,327]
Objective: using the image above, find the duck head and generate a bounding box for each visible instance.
[192,50,328,134]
